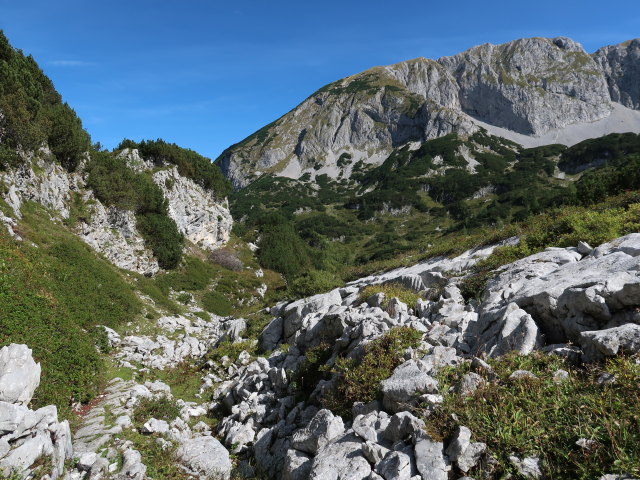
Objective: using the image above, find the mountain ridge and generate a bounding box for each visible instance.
[217,36,640,189]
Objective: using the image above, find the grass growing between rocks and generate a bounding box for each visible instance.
[322,327,423,418]
[358,283,422,309]
[428,352,640,479]
[118,430,194,480]
[132,396,180,426]
[147,362,203,404]
[205,340,258,365]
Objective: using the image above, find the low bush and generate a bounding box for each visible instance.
[209,248,244,271]
[291,343,333,400]
[136,212,183,269]
[289,269,343,297]
[201,290,233,316]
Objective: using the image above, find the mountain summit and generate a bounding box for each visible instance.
[217,37,640,188]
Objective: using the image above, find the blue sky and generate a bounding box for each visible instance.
[0,0,638,160]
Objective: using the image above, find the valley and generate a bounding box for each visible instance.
[0,31,639,480]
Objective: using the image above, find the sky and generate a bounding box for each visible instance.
[0,0,638,160]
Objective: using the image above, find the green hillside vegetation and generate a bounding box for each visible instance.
[117,138,231,198]
[0,30,89,171]
[432,352,640,479]
[230,131,640,293]
[0,200,141,413]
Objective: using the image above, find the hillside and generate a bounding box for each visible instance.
[217,37,640,189]
[0,31,639,480]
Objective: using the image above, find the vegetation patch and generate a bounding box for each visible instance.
[0,30,89,171]
[358,283,422,309]
[205,339,258,365]
[429,352,640,479]
[132,396,180,426]
[322,327,423,418]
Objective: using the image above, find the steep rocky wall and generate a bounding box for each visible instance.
[438,37,612,135]
[0,344,72,480]
[593,38,640,109]
[152,166,232,250]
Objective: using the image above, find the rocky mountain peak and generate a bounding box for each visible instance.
[217,36,640,189]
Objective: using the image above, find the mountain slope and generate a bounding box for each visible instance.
[217,36,640,188]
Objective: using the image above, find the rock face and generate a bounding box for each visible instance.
[0,152,76,220]
[594,39,640,109]
[438,37,611,135]
[218,36,640,189]
[473,235,640,360]
[153,166,233,250]
[0,147,232,275]
[77,193,160,275]
[216,57,473,188]
[0,345,72,479]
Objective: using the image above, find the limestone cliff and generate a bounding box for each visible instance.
[0,147,232,275]
[593,38,640,109]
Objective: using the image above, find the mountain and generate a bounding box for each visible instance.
[217,36,640,189]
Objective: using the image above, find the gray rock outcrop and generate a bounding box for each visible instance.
[176,436,232,479]
[594,39,640,109]
[0,345,72,479]
[153,166,233,250]
[0,344,41,406]
[438,37,611,135]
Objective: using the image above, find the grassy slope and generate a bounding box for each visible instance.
[0,201,141,412]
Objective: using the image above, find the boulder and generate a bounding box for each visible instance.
[456,373,485,396]
[445,426,486,473]
[375,451,412,480]
[581,324,640,360]
[414,435,448,480]
[384,412,426,443]
[114,448,146,480]
[282,449,313,480]
[380,361,438,412]
[141,418,169,435]
[509,455,542,479]
[176,436,231,480]
[308,432,372,480]
[0,344,41,406]
[291,409,344,455]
